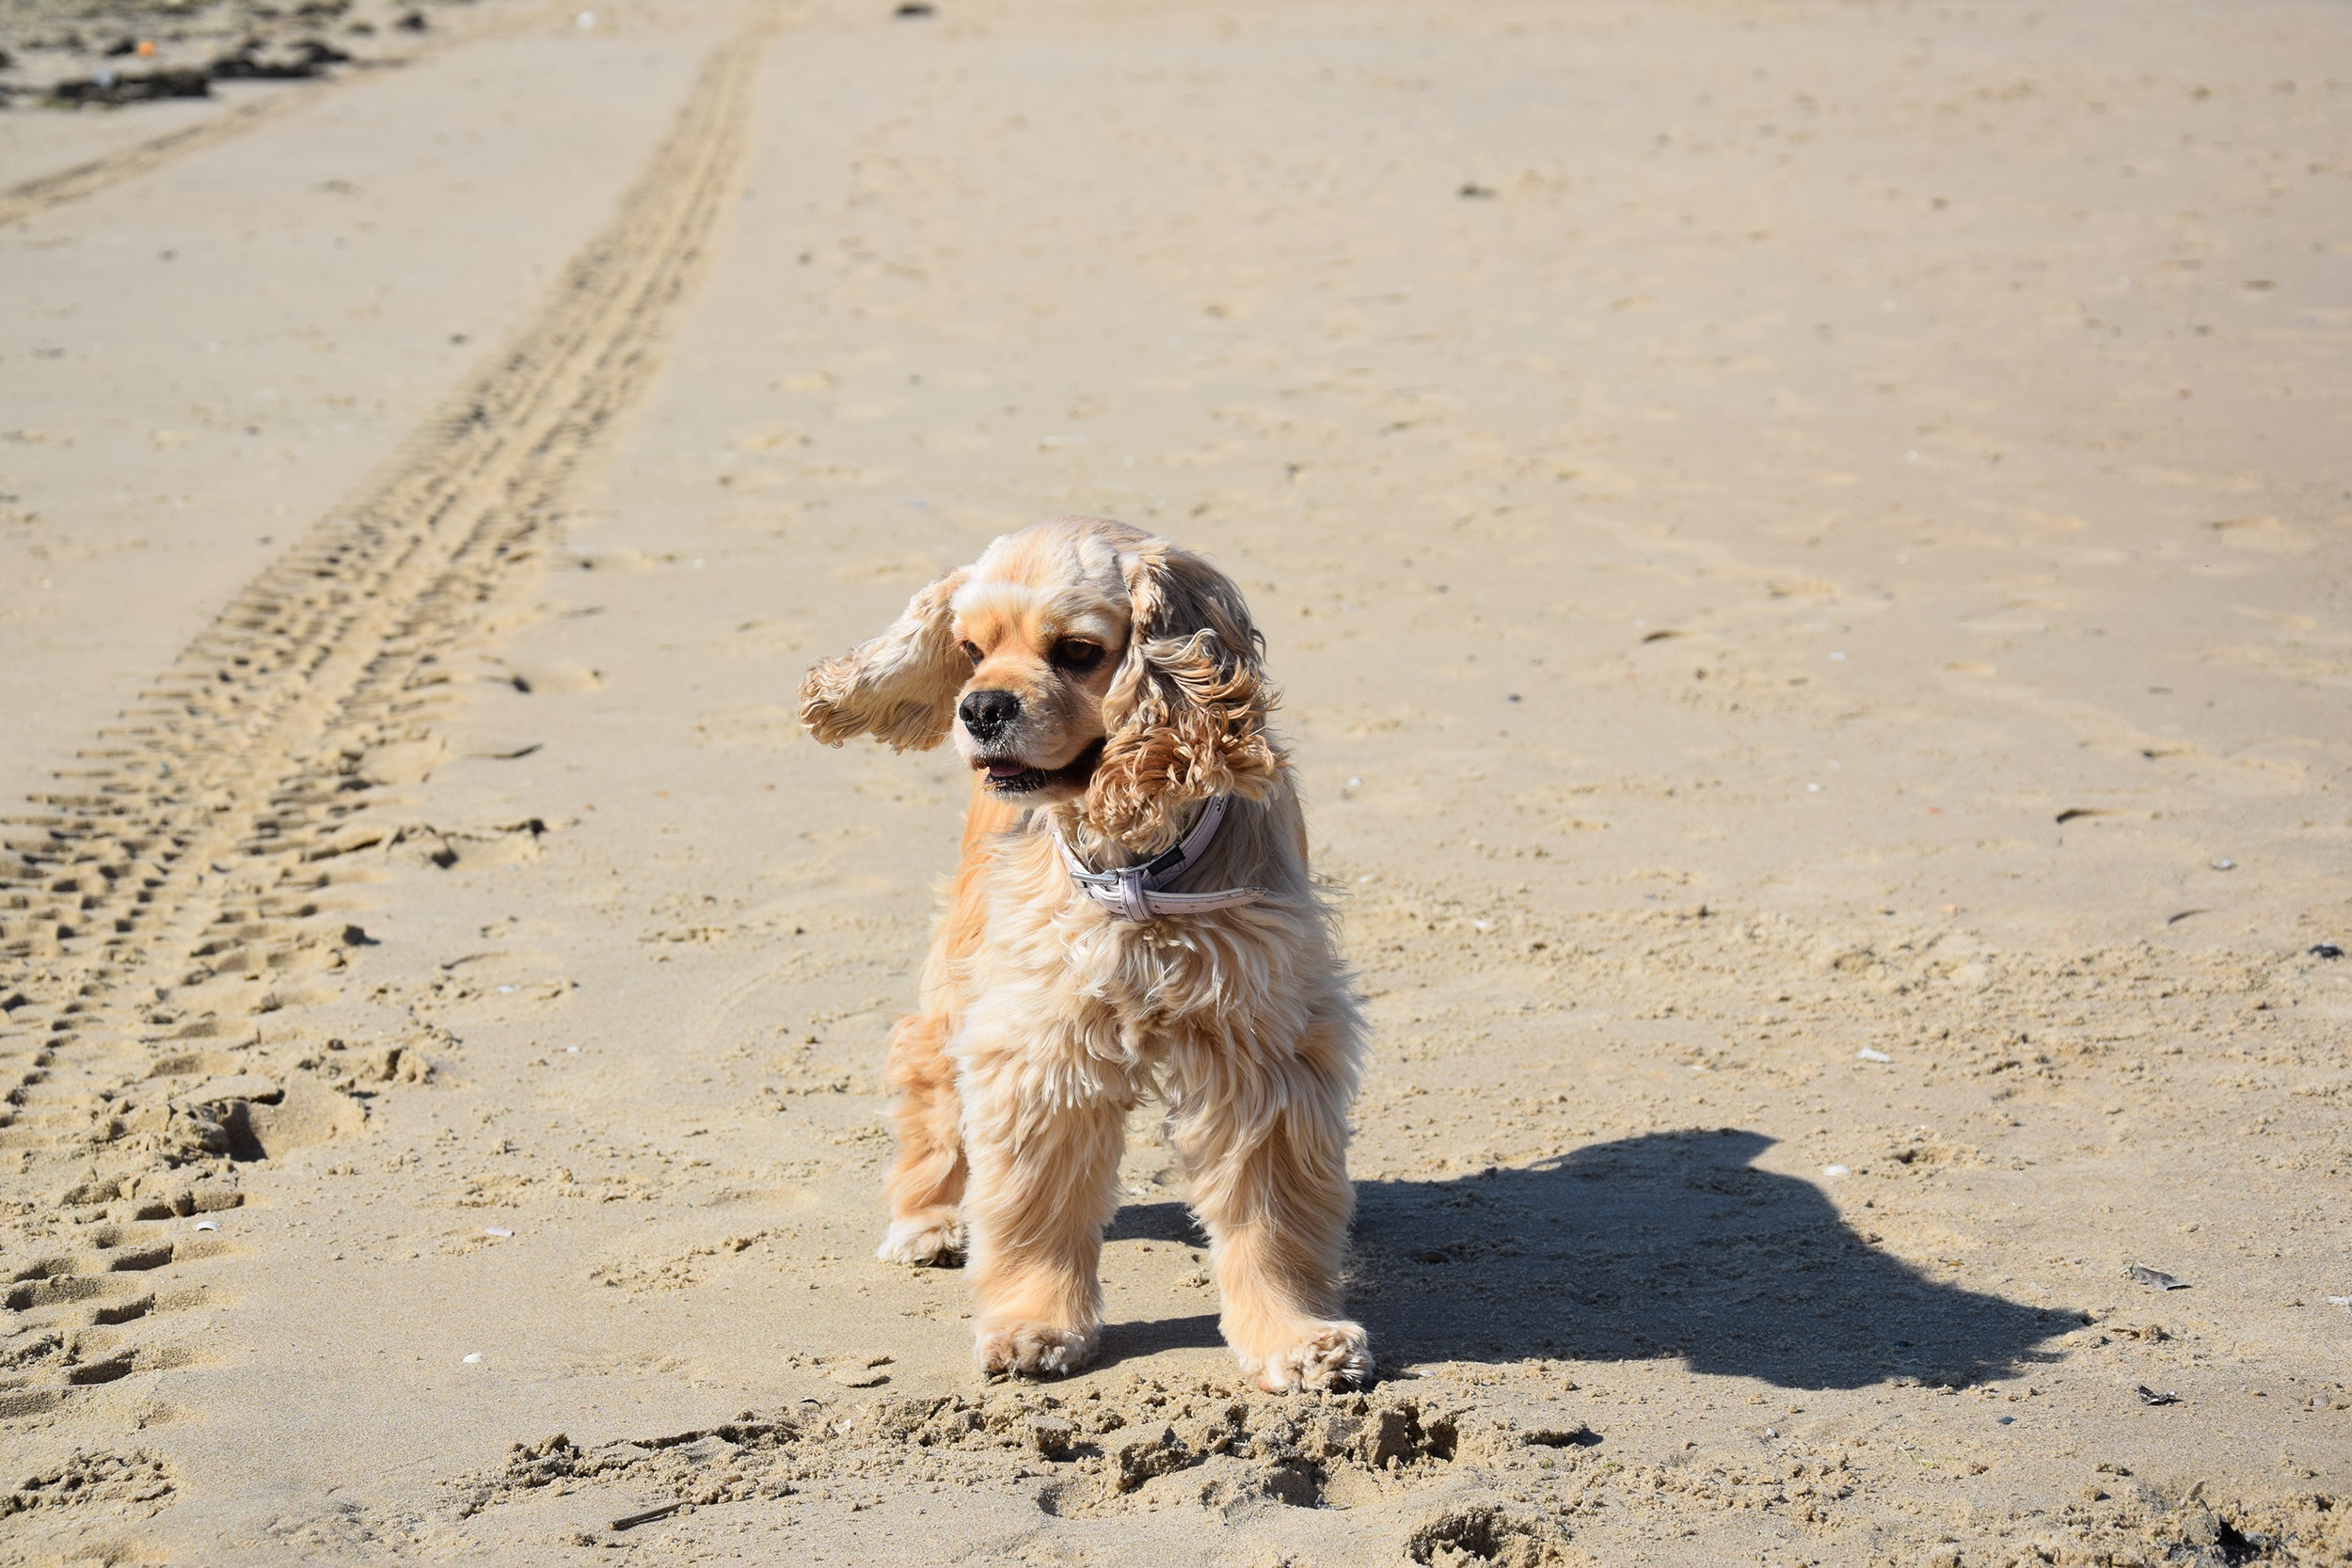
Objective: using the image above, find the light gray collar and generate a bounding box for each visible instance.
[1054,797,1267,921]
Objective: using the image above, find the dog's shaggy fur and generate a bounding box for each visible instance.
[799,516,1370,1391]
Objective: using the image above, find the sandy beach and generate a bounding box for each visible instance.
[3,0,2348,1562]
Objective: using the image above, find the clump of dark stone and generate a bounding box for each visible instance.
[207,35,350,80]
[48,66,211,103]
[2,0,492,113]
[47,30,352,102]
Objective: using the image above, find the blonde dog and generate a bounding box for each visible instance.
[799,515,1370,1392]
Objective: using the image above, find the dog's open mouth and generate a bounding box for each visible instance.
[979,738,1104,795]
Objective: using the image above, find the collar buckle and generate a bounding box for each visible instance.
[1055,796,1267,921]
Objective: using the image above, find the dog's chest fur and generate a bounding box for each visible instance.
[964,825,1323,1085]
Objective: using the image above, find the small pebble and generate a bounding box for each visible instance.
[463,1353,484,1364]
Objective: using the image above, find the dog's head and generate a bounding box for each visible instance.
[799,516,1281,848]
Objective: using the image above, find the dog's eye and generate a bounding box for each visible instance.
[958,641,983,665]
[1051,640,1104,673]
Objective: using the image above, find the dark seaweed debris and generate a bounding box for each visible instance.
[47,67,211,103]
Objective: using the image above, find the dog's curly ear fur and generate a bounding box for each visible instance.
[800,567,972,752]
[1083,539,1282,847]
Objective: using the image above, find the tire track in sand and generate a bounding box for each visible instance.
[0,17,770,1423]
[2,91,344,230]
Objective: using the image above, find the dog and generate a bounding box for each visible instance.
[798,515,1370,1392]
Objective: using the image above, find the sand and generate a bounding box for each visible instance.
[2,0,2348,1563]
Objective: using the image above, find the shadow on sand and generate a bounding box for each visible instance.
[1104,1129,2073,1389]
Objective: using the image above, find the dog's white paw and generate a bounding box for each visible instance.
[975,1320,1099,1380]
[1250,1320,1374,1393]
[875,1214,963,1267]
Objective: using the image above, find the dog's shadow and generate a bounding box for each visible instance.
[1104,1129,2073,1389]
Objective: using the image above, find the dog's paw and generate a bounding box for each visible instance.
[876,1214,963,1267]
[975,1320,1098,1380]
[1250,1321,1374,1393]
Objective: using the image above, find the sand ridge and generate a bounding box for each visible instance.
[0,0,565,215]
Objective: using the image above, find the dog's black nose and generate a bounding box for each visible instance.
[960,689,1020,739]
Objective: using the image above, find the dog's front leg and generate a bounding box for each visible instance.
[876,1008,967,1265]
[958,1042,1128,1379]
[1171,1012,1373,1393]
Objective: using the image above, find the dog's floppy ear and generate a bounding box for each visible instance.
[799,567,972,752]
[1083,538,1281,847]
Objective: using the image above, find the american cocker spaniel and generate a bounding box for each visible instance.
[799,515,1370,1392]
